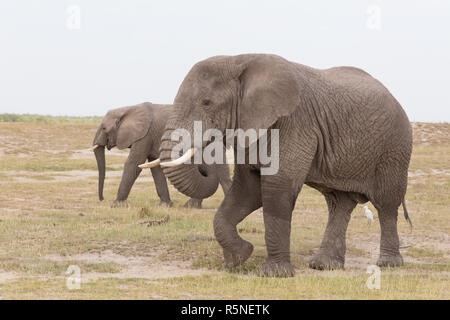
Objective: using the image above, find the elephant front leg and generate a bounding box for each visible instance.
[213,166,262,269]
[216,164,232,194]
[260,183,298,277]
[113,150,146,207]
[309,191,356,270]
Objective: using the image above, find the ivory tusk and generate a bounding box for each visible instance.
[138,148,197,169]
[90,144,100,151]
[160,148,197,167]
[138,159,161,169]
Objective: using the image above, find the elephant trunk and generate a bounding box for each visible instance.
[93,127,108,201]
[94,145,106,201]
[160,121,219,199]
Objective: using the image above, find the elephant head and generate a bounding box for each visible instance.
[92,103,152,201]
[153,54,299,198]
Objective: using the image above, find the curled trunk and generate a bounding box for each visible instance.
[94,146,106,201]
[160,123,219,199]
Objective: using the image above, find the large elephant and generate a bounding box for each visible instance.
[92,102,231,208]
[149,54,413,277]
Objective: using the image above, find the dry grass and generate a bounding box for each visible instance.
[0,121,448,299]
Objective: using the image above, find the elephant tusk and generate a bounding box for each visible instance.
[160,147,197,167]
[139,148,197,169]
[90,144,100,151]
[138,159,161,169]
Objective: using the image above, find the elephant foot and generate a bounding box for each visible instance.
[159,200,174,207]
[260,260,295,278]
[223,239,254,269]
[111,200,128,208]
[377,253,403,267]
[183,198,202,209]
[309,252,344,270]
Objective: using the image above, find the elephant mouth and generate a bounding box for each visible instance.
[106,138,116,150]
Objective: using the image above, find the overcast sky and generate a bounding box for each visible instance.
[0,0,449,122]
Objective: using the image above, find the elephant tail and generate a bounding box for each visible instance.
[402,199,413,231]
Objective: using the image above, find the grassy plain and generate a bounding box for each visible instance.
[0,118,448,299]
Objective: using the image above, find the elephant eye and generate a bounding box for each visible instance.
[202,99,212,106]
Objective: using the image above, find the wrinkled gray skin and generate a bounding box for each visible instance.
[159,54,412,277]
[93,102,231,208]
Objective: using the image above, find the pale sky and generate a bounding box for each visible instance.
[1,0,449,122]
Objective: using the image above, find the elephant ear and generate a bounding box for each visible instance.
[232,55,300,133]
[116,104,152,150]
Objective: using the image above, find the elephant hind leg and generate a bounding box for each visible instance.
[309,190,357,270]
[183,198,203,209]
[375,205,403,267]
[372,193,404,267]
[371,160,408,267]
[150,164,173,206]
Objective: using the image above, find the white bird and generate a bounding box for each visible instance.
[363,206,374,225]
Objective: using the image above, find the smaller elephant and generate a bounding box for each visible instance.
[92,102,231,208]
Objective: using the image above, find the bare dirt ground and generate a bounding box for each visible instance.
[44,247,215,281]
[0,121,448,299]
